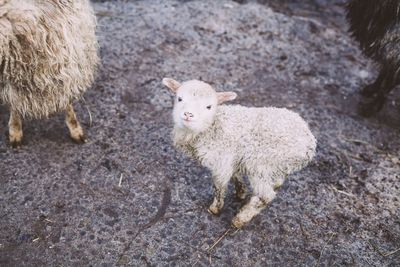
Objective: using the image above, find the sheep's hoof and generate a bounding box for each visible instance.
[358,96,385,117]
[231,216,245,229]
[208,206,221,215]
[71,133,87,144]
[360,83,376,97]
[10,139,22,149]
[9,134,23,148]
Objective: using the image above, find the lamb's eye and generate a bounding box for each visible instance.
[206,105,212,110]
[178,97,182,102]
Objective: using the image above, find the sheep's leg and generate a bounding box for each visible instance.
[232,175,276,228]
[231,195,271,228]
[66,104,86,143]
[9,109,23,148]
[359,65,397,117]
[208,175,230,215]
[360,69,385,97]
[232,173,247,200]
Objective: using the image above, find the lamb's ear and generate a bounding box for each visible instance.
[217,92,237,104]
[162,78,181,93]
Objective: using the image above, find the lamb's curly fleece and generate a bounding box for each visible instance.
[0,0,98,118]
[168,78,317,227]
[174,105,316,200]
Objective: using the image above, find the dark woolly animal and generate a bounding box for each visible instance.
[346,0,400,116]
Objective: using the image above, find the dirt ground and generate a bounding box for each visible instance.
[1,0,399,266]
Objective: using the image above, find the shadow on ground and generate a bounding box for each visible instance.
[0,0,399,266]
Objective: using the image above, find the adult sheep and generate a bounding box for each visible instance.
[0,0,99,147]
[347,0,400,116]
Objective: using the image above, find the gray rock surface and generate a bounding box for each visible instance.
[0,0,399,266]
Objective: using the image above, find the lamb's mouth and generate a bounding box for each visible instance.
[181,119,197,130]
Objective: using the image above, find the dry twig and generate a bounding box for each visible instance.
[331,186,355,198]
[118,173,124,187]
[367,240,400,257]
[191,227,238,266]
[315,232,336,267]
[207,228,232,252]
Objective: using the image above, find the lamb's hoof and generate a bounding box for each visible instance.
[71,133,87,144]
[208,206,221,215]
[358,96,385,117]
[231,216,245,229]
[10,139,22,149]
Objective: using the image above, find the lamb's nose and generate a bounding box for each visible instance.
[184,112,194,118]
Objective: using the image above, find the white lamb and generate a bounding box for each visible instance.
[162,78,317,228]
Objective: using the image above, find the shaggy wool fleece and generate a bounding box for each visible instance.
[0,0,98,118]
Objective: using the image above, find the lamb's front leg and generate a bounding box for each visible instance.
[9,109,23,148]
[65,104,86,143]
[208,175,230,215]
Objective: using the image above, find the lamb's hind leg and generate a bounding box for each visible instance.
[232,181,276,228]
[66,104,86,143]
[9,109,23,148]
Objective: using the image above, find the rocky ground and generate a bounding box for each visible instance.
[1,0,399,266]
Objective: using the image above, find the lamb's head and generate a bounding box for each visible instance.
[162,78,237,133]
